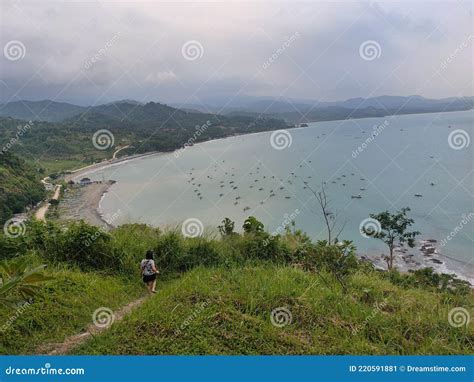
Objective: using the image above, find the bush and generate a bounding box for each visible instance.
[28,220,120,272]
[385,268,470,295]
[154,231,187,273]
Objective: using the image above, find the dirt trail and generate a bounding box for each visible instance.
[34,184,62,221]
[37,296,148,355]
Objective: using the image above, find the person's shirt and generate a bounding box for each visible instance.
[141,259,155,276]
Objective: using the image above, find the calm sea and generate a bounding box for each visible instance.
[80,110,474,282]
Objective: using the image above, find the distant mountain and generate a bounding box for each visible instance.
[1,95,472,124]
[337,95,474,112]
[0,100,86,122]
[221,95,474,123]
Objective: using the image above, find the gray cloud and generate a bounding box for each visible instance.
[0,0,472,106]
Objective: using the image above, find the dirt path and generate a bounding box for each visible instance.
[34,184,62,221]
[112,144,130,159]
[38,296,148,355]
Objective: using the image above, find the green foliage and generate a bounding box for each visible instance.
[218,217,236,237]
[74,265,474,355]
[386,268,471,295]
[26,220,120,272]
[365,207,420,270]
[0,152,45,224]
[0,257,51,308]
[243,216,264,234]
[0,104,289,174]
[0,262,141,354]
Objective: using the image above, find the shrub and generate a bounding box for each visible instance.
[186,238,222,268]
[154,231,187,273]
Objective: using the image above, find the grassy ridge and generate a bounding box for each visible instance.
[75,265,473,355]
[1,220,472,355]
[0,260,142,355]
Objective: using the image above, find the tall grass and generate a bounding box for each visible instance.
[75,265,473,355]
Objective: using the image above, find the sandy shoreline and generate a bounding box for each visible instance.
[58,181,114,228]
[64,151,160,183]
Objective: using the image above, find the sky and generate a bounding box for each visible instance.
[0,0,472,106]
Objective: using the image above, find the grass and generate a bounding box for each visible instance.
[0,262,143,355]
[74,265,473,355]
[37,158,94,175]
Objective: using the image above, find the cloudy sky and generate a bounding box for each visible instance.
[0,0,472,106]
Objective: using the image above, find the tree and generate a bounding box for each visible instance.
[218,218,236,237]
[243,216,264,234]
[305,183,345,244]
[364,207,419,270]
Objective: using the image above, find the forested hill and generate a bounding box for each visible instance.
[0,101,289,174]
[0,152,45,224]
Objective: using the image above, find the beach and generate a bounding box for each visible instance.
[58,181,114,228]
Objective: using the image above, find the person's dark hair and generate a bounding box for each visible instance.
[145,250,154,260]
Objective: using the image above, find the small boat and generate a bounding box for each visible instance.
[285,196,291,199]
[351,195,362,199]
[414,194,423,197]
[360,187,366,191]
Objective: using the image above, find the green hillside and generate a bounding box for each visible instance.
[0,219,471,355]
[0,101,289,174]
[76,265,473,355]
[0,152,45,224]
